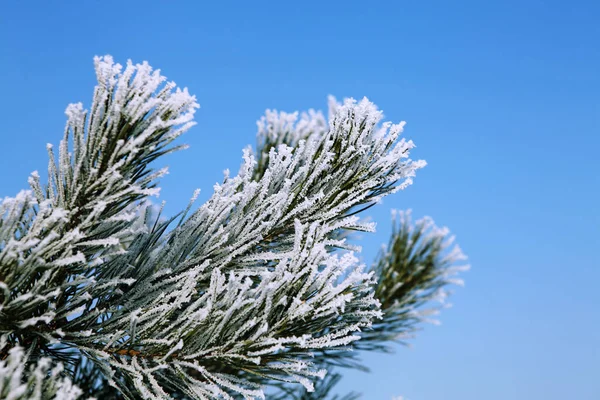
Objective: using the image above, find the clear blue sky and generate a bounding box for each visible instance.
[1,1,598,399]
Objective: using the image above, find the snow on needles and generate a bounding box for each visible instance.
[0,55,440,400]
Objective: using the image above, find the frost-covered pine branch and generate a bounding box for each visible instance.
[358,210,470,351]
[250,106,469,399]
[0,55,199,398]
[0,55,467,400]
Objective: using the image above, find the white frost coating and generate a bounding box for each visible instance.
[0,54,439,399]
[53,252,86,266]
[85,95,426,398]
[65,304,87,320]
[78,237,120,247]
[0,55,203,397]
[367,209,469,344]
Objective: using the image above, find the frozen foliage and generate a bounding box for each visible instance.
[359,210,470,351]
[0,56,467,399]
[0,335,83,400]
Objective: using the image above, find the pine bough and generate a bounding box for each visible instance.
[0,56,468,399]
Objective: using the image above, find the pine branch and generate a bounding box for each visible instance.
[358,210,469,351]
[0,55,468,399]
[0,335,83,400]
[249,105,468,394]
[0,56,198,396]
[64,94,424,398]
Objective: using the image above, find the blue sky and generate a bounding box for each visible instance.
[1,1,598,399]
